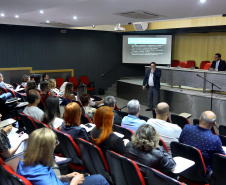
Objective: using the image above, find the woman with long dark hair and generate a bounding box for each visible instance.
[42,96,64,130]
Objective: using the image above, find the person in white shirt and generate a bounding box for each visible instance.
[23,89,44,121]
[147,102,182,154]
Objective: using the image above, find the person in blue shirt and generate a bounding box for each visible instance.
[17,128,109,185]
[121,99,146,133]
[179,111,225,174]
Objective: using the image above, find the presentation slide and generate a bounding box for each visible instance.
[122,35,172,64]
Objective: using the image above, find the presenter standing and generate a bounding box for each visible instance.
[142,62,161,111]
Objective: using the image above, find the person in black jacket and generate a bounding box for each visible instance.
[124,124,175,175]
[210,53,225,71]
[142,62,161,111]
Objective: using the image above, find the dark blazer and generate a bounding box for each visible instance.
[143,68,161,89]
[124,142,175,175]
[210,59,225,71]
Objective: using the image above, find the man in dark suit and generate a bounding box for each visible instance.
[142,62,161,111]
[210,53,225,71]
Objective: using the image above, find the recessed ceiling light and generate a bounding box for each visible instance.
[46,20,50,23]
[40,10,44,14]
[1,13,5,17]
[15,15,19,18]
[200,0,206,3]
[73,16,77,20]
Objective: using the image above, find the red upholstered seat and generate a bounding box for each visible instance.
[69,77,79,91]
[203,63,212,70]
[0,165,32,185]
[55,78,65,88]
[171,60,180,67]
[80,76,95,92]
[186,60,195,68]
[179,62,187,68]
[200,61,210,69]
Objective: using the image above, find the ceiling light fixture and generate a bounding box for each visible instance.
[200,0,206,3]
[73,16,77,20]
[46,20,50,23]
[1,13,5,17]
[40,10,44,14]
[15,15,19,18]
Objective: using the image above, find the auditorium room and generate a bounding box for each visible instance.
[1,0,226,185]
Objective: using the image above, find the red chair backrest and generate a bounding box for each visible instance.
[200,61,210,69]
[52,128,84,170]
[0,165,32,185]
[186,60,195,68]
[55,78,65,88]
[171,60,180,67]
[80,76,89,86]
[203,63,212,70]
[159,138,168,153]
[76,138,112,182]
[19,113,37,134]
[69,77,79,88]
[33,119,50,129]
[179,62,187,68]
[106,150,145,185]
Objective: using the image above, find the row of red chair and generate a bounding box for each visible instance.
[55,76,95,92]
[172,60,211,70]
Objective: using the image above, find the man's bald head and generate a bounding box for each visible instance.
[200,111,216,127]
[156,102,169,119]
[27,89,40,104]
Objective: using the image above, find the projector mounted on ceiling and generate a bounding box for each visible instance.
[133,22,148,31]
[114,23,125,31]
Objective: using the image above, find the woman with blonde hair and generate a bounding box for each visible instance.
[49,78,60,95]
[63,82,76,102]
[61,102,88,141]
[91,106,128,155]
[17,128,109,185]
[124,124,175,175]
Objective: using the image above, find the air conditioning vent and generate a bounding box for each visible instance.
[40,21,74,28]
[115,10,163,20]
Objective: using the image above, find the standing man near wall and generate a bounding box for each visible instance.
[142,62,161,111]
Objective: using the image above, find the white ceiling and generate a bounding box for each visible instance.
[0,0,226,30]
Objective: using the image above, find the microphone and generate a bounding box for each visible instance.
[196,74,201,77]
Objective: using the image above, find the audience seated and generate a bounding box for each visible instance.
[17,128,109,185]
[77,83,103,107]
[124,124,175,175]
[147,102,182,154]
[42,96,64,130]
[121,99,146,132]
[0,73,13,89]
[23,89,44,121]
[91,106,128,155]
[179,111,225,174]
[42,73,49,82]
[61,102,89,141]
[0,114,28,159]
[80,94,96,122]
[21,74,30,88]
[104,96,122,125]
[63,82,76,101]
[49,78,60,96]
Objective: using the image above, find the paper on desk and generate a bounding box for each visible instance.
[80,123,95,132]
[172,156,195,174]
[16,102,28,108]
[114,132,124,138]
[179,113,192,119]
